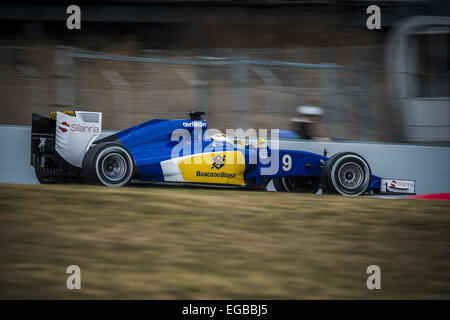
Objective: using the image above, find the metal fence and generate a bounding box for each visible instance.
[0,45,399,142]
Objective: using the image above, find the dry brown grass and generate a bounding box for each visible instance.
[0,183,449,299]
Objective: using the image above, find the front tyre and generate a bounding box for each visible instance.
[82,143,134,187]
[321,152,371,196]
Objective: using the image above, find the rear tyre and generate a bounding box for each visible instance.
[321,152,371,196]
[82,143,134,187]
[35,167,56,184]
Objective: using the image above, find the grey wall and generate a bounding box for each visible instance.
[1,126,449,194]
[277,139,450,195]
[0,126,38,184]
[0,126,114,184]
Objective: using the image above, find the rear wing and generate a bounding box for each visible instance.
[55,111,102,167]
[30,110,78,168]
[31,110,102,169]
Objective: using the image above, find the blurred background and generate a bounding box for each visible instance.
[0,0,449,145]
[1,1,450,300]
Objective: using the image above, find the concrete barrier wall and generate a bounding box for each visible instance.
[0,126,114,184]
[1,126,449,194]
[1,126,39,184]
[278,139,450,195]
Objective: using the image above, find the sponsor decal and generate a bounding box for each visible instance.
[381,178,415,194]
[197,154,236,179]
[38,137,47,152]
[58,121,70,133]
[196,171,236,179]
[177,151,246,185]
[57,121,100,134]
[211,155,225,170]
[70,123,100,134]
[183,121,207,128]
[389,180,414,190]
[50,110,76,120]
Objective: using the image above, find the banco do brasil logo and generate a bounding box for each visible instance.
[211,155,225,170]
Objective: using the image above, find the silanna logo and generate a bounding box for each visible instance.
[58,121,70,133]
[390,180,398,188]
[211,155,226,170]
[58,121,100,134]
[71,124,100,134]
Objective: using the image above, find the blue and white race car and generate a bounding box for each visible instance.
[30,110,415,196]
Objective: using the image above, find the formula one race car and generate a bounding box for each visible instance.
[30,110,416,196]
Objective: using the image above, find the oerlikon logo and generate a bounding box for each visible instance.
[58,121,70,133]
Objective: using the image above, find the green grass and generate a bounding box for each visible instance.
[0,183,449,299]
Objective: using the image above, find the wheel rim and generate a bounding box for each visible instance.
[95,146,133,187]
[330,154,371,196]
[101,153,127,181]
[337,162,364,190]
